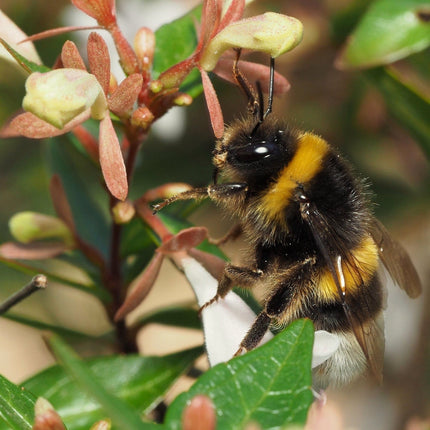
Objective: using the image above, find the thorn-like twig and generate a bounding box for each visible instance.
[0,274,47,315]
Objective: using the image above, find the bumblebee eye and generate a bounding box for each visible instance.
[232,142,281,164]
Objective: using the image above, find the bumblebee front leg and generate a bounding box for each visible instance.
[153,183,248,212]
[199,264,263,312]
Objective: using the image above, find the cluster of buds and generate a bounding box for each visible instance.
[1,0,303,202]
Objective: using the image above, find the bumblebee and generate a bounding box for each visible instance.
[154,54,421,388]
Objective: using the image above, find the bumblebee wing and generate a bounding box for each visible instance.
[370,218,421,298]
[300,200,384,382]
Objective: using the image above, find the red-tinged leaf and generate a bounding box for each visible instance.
[71,125,99,161]
[99,115,128,201]
[61,40,86,70]
[87,32,110,95]
[187,247,226,281]
[114,252,164,321]
[198,0,221,52]
[0,110,91,139]
[49,175,77,233]
[200,68,224,138]
[182,395,216,430]
[71,0,116,26]
[218,0,244,32]
[0,242,68,260]
[23,26,102,43]
[108,74,143,116]
[158,227,209,254]
[214,57,290,94]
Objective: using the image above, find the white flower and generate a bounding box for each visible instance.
[182,257,339,367]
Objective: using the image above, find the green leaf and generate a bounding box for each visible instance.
[337,0,430,69]
[3,313,108,339]
[0,374,36,430]
[153,6,202,95]
[46,135,111,259]
[364,67,430,157]
[0,256,110,302]
[0,38,49,74]
[135,305,200,330]
[43,334,160,430]
[164,319,314,430]
[21,345,203,430]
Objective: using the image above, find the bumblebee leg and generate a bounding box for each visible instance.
[153,183,248,213]
[199,264,263,313]
[234,311,272,355]
[153,187,210,212]
[235,258,315,356]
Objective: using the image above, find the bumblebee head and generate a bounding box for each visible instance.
[212,116,296,187]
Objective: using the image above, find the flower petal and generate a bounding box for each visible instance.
[99,115,128,201]
[201,13,303,71]
[312,331,340,369]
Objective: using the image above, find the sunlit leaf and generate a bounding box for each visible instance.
[336,0,430,69]
[164,319,314,429]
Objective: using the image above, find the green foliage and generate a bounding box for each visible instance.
[0,374,36,430]
[337,0,430,69]
[165,319,314,430]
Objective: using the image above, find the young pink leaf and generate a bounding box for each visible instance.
[218,0,245,32]
[99,115,128,201]
[114,252,164,321]
[87,32,110,95]
[0,241,69,260]
[33,398,66,430]
[0,110,91,139]
[61,40,86,70]
[187,247,226,281]
[200,68,224,138]
[108,73,143,116]
[71,0,116,27]
[49,175,77,234]
[157,227,209,254]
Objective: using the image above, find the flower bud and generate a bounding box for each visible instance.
[200,13,304,71]
[90,420,111,430]
[9,212,74,246]
[23,69,107,129]
[112,201,135,224]
[130,106,154,130]
[33,397,66,430]
[134,27,155,71]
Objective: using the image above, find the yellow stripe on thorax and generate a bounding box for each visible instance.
[318,235,379,302]
[258,132,329,221]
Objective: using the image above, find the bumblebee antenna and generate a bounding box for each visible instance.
[264,57,275,119]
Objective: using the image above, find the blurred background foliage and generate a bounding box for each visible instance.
[0,0,429,429]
